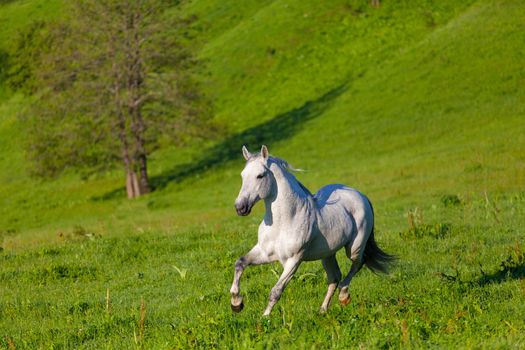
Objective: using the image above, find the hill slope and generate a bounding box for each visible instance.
[0,0,523,242]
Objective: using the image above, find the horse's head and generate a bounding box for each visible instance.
[235,145,275,216]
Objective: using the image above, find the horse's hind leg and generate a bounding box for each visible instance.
[320,255,341,313]
[338,245,364,305]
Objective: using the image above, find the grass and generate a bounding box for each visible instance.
[0,0,524,348]
[1,194,525,348]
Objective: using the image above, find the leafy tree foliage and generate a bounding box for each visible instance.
[6,21,51,94]
[22,0,213,197]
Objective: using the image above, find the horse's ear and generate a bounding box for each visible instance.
[242,145,251,160]
[261,145,269,160]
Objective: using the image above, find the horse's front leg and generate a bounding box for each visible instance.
[263,256,302,316]
[230,244,271,312]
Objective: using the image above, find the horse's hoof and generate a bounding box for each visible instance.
[231,301,244,313]
[339,289,351,306]
[339,296,351,306]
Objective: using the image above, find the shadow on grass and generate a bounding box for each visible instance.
[94,83,347,200]
[438,244,525,288]
[477,262,525,286]
[0,49,8,83]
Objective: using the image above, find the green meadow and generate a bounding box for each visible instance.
[0,0,524,348]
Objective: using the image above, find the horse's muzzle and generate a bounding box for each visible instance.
[234,196,258,216]
[235,203,252,216]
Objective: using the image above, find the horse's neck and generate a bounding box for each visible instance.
[264,165,312,225]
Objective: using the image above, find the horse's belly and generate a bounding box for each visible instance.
[302,230,349,261]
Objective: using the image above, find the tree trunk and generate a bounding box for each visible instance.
[138,153,150,194]
[126,171,136,198]
[127,7,151,195]
[371,0,380,7]
[111,59,139,199]
[131,170,141,197]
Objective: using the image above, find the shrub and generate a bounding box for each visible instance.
[400,208,452,239]
[441,194,461,207]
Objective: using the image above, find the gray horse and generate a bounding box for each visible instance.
[230,145,394,316]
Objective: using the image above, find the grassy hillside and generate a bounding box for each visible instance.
[0,0,524,348]
[0,0,63,98]
[2,0,523,245]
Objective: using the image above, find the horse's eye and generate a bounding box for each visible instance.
[257,173,265,179]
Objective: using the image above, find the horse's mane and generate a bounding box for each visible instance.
[269,156,303,173]
[269,156,312,197]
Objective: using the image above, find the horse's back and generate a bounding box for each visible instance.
[315,184,371,218]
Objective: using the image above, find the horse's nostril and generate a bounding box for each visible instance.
[235,206,245,216]
[235,204,251,216]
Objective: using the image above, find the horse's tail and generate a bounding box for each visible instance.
[363,200,396,274]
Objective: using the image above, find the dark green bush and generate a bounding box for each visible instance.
[441,194,461,207]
